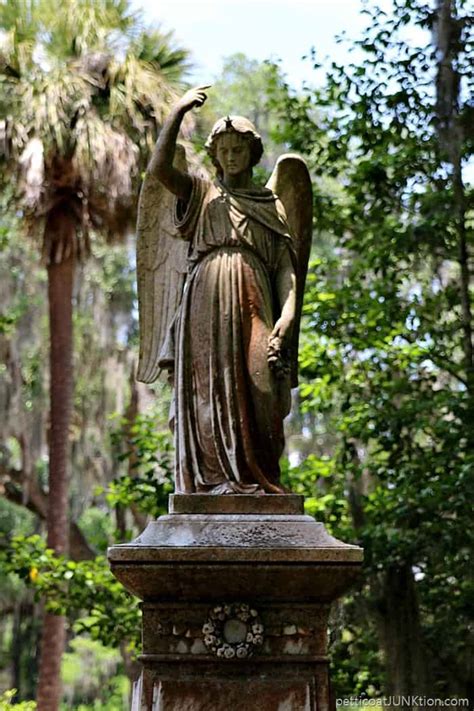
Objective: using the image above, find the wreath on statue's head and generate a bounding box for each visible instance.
[202,603,264,659]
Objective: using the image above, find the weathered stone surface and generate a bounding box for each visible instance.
[110,510,361,555]
[109,497,363,709]
[141,603,330,660]
[169,493,304,515]
[110,560,361,604]
[109,502,362,606]
[149,677,319,711]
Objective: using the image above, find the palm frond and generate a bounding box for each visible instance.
[0,0,193,259]
[36,0,138,59]
[18,136,44,207]
[108,53,179,129]
[0,0,40,46]
[74,111,138,203]
[131,29,192,85]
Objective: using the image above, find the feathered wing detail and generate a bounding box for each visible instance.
[136,144,189,383]
[266,154,313,387]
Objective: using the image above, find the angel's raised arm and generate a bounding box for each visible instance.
[148,85,211,202]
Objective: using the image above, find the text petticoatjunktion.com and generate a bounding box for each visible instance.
[336,697,469,708]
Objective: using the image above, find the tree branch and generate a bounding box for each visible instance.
[1,465,95,561]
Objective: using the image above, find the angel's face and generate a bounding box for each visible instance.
[215,132,252,177]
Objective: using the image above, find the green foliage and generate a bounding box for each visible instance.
[1,536,140,650]
[110,412,173,478]
[100,468,172,522]
[0,498,37,545]
[0,0,472,703]
[77,508,117,554]
[329,596,385,699]
[69,241,140,511]
[60,678,128,711]
[197,53,305,178]
[0,690,36,709]
[61,637,129,710]
[276,0,473,697]
[103,411,174,519]
[0,207,47,426]
[282,454,354,541]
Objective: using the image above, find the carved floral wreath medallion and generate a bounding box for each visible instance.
[202,603,264,659]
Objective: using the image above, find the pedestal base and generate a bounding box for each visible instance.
[108,495,363,711]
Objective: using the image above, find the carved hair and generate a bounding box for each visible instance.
[205,116,264,175]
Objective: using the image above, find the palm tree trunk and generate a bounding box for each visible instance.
[36,611,67,711]
[36,218,74,710]
[45,255,74,556]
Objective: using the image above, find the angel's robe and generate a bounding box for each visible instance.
[167,176,295,494]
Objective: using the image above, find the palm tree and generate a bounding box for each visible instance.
[0,2,191,708]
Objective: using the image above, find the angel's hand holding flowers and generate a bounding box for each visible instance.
[268,317,292,379]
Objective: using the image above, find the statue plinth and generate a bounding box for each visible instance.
[108,495,363,710]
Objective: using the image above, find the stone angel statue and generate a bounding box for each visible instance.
[136,86,312,495]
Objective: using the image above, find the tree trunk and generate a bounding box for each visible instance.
[373,565,432,707]
[7,601,39,702]
[2,465,95,560]
[36,211,75,710]
[11,602,22,700]
[344,440,433,704]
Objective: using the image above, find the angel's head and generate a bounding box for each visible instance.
[205,116,263,179]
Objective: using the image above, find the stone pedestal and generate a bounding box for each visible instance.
[108,495,363,711]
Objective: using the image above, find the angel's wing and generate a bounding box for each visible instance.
[136,144,189,383]
[266,154,313,388]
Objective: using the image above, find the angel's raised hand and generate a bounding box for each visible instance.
[177,85,211,113]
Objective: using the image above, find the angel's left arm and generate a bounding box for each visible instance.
[271,247,297,341]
